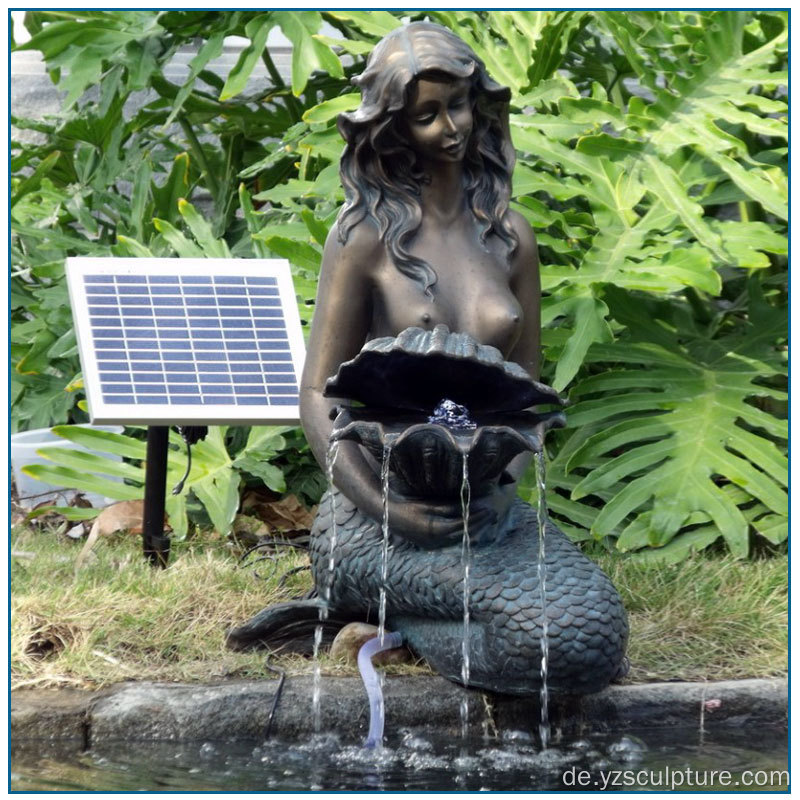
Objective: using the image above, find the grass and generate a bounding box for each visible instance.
[599,553,788,683]
[11,524,787,690]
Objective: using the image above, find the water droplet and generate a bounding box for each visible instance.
[502,729,534,743]
[199,742,217,758]
[608,735,647,762]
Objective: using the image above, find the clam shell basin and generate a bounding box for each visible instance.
[330,407,566,500]
[324,325,565,414]
[310,490,629,696]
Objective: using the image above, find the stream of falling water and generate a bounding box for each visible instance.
[535,449,551,749]
[459,450,471,738]
[312,441,339,734]
[377,440,395,644]
[371,439,396,747]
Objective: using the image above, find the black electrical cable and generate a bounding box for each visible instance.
[171,425,208,495]
[263,660,287,740]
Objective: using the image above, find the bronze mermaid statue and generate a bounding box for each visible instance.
[230,21,627,696]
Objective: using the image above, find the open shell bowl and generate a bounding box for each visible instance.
[331,409,565,500]
[326,326,566,499]
[325,325,565,413]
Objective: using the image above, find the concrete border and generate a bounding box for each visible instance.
[11,677,787,749]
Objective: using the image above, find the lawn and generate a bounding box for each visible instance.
[11,522,787,690]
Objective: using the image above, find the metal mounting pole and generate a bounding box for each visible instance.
[142,425,170,568]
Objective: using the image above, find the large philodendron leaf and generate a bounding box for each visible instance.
[517,423,620,544]
[16,12,165,106]
[600,10,788,220]
[508,10,786,391]
[430,10,588,96]
[513,120,724,390]
[563,281,787,558]
[219,14,274,101]
[273,10,343,97]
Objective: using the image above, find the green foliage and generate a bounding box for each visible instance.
[11,9,346,431]
[22,424,307,538]
[12,10,787,557]
[514,10,787,391]
[564,279,787,559]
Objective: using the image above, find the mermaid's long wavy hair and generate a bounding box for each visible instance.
[337,22,518,296]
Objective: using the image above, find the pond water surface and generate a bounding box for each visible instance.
[11,726,788,792]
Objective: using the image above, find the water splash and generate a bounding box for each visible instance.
[428,398,477,431]
[535,450,551,750]
[312,441,340,734]
[377,439,395,644]
[311,624,325,735]
[459,450,471,738]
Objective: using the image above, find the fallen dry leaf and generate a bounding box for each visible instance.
[75,500,153,570]
[240,492,316,533]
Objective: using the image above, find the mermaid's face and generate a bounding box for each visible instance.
[403,76,473,164]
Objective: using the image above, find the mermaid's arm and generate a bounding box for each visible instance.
[507,209,541,380]
[505,210,543,482]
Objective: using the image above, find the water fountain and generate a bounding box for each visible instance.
[231,325,628,740]
[229,20,628,745]
[312,441,341,733]
[325,324,581,745]
[319,326,627,698]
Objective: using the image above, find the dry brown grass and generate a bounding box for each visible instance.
[11,525,787,689]
[12,525,305,688]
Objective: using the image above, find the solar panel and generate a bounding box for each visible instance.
[66,258,306,425]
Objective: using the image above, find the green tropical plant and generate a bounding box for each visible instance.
[12,10,787,557]
[22,424,302,538]
[562,279,787,558]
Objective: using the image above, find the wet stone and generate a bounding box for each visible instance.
[330,622,414,667]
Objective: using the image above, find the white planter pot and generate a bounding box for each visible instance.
[10,425,125,510]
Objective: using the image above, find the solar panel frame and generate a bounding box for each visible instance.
[66,257,306,425]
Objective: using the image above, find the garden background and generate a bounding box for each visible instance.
[10,10,787,687]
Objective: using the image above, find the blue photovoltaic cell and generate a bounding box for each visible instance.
[187,308,219,317]
[83,273,300,409]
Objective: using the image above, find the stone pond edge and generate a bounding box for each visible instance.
[11,676,787,749]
